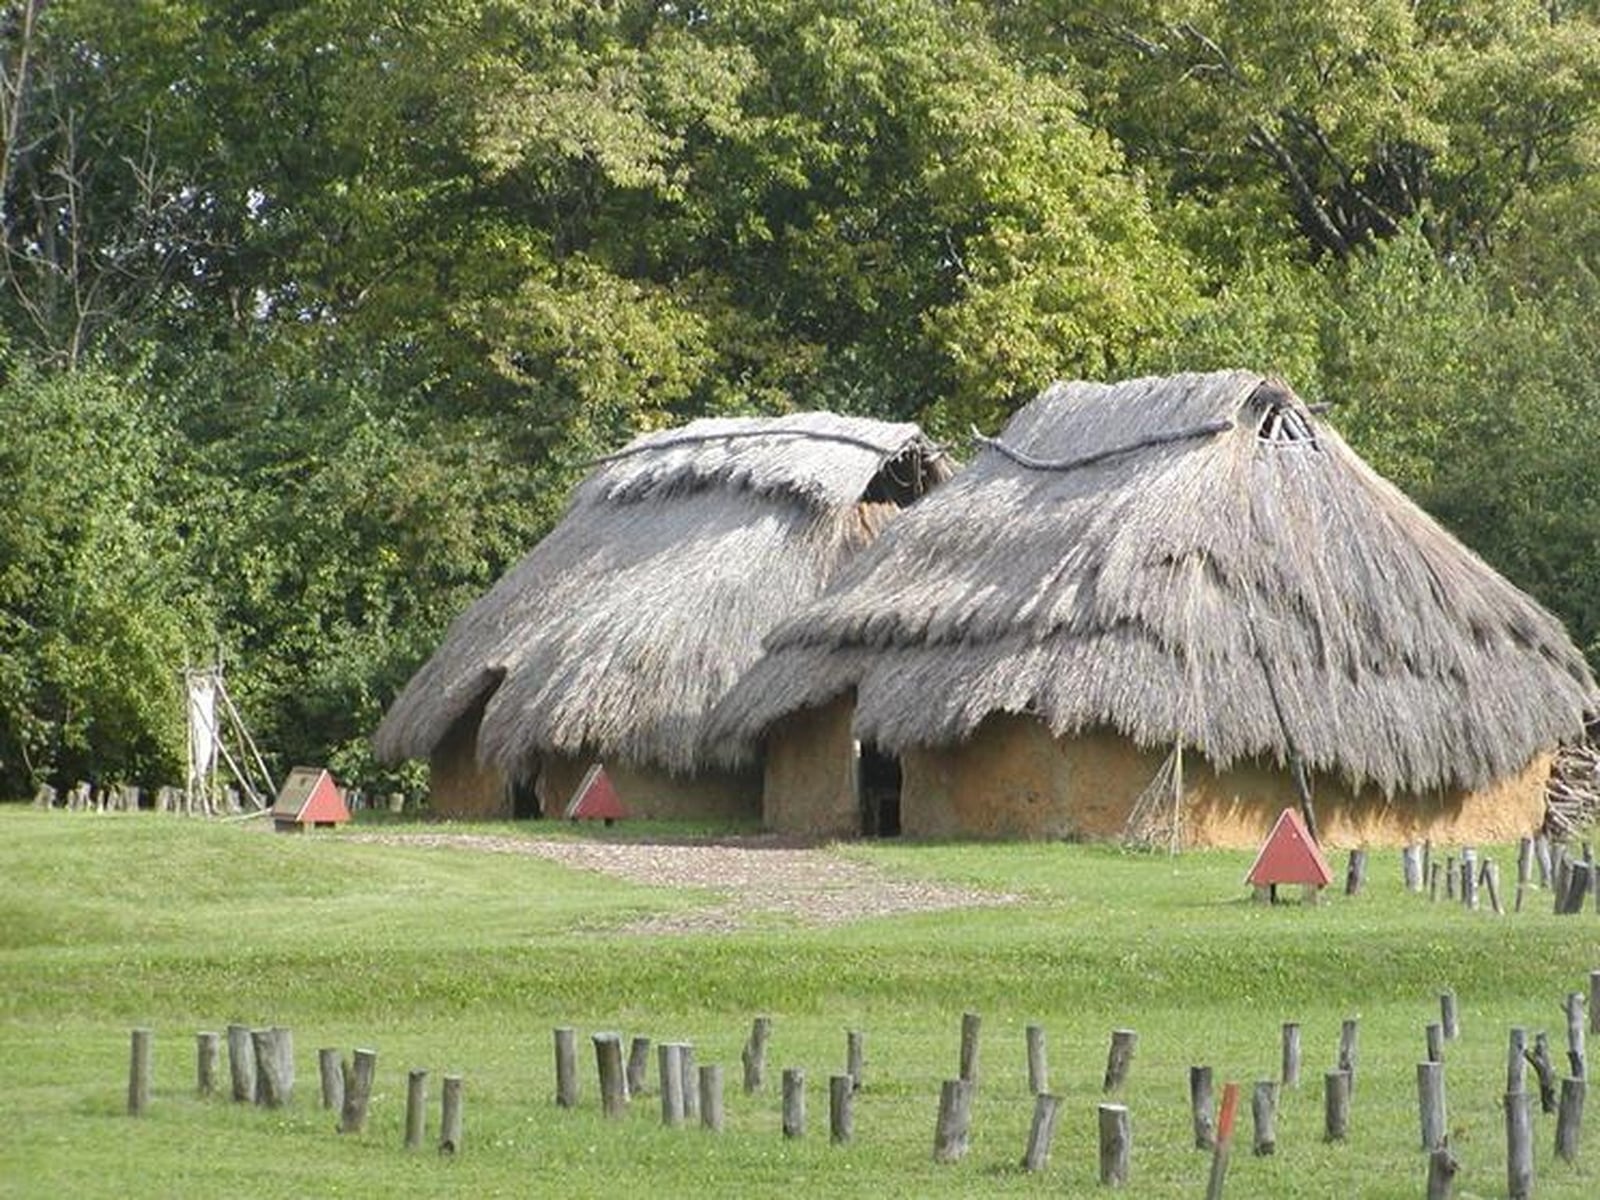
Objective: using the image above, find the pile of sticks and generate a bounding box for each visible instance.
[1545,742,1600,840]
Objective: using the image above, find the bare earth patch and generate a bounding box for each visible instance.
[347,831,1020,933]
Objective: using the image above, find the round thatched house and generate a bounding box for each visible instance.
[372,413,950,820]
[712,371,1597,847]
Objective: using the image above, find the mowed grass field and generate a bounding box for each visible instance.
[1,809,1594,1199]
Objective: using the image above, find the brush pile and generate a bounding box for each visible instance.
[1545,741,1600,839]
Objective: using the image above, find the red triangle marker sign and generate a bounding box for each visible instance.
[564,764,628,822]
[1245,807,1333,888]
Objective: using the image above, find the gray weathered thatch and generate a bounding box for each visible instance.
[372,413,950,779]
[713,371,1597,797]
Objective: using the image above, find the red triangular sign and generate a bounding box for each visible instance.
[564,764,627,821]
[1245,807,1333,887]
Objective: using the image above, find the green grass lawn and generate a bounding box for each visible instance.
[0,809,1594,1198]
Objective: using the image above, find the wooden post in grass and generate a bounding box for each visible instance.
[1402,844,1423,892]
[1422,838,1432,887]
[1516,836,1533,911]
[1555,1077,1585,1162]
[782,1068,805,1139]
[128,1028,152,1116]
[1323,1070,1350,1141]
[681,1043,699,1122]
[829,1073,853,1144]
[553,1027,579,1108]
[1097,1103,1131,1185]
[743,1016,771,1094]
[1251,1081,1277,1156]
[1441,992,1459,1041]
[1344,849,1366,896]
[227,1024,255,1102]
[1534,834,1552,888]
[1103,1029,1137,1093]
[847,1029,865,1093]
[1025,1024,1048,1095]
[1483,859,1503,915]
[339,1049,377,1134]
[252,1029,289,1108]
[1528,1033,1557,1113]
[592,1033,626,1118]
[958,1011,981,1085]
[1429,861,1442,901]
[1021,1093,1061,1172]
[1592,970,1600,1036]
[1338,1018,1359,1090]
[932,1079,973,1163]
[626,1035,651,1097]
[1204,1082,1238,1200]
[318,1048,343,1111]
[1506,1089,1534,1200]
[1190,1066,1216,1149]
[1425,1022,1444,1064]
[1507,1028,1529,1093]
[1427,1146,1459,1200]
[699,1064,724,1133]
[1281,1022,1301,1087]
[1417,1061,1447,1150]
[1565,992,1586,1078]
[405,1069,428,1149]
[1460,848,1478,910]
[658,1043,686,1127]
[196,1031,219,1097]
[1445,855,1456,901]
[439,1075,463,1155]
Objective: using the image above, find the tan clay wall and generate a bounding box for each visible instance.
[761,694,860,838]
[902,714,1550,848]
[539,752,761,822]
[427,706,509,819]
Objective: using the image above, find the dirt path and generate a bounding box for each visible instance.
[348,831,1020,933]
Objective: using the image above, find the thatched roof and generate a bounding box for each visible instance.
[712,371,1597,797]
[372,413,951,777]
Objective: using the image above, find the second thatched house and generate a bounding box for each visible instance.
[372,413,950,820]
[712,371,1597,847]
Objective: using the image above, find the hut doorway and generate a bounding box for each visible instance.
[858,743,902,837]
[510,771,543,820]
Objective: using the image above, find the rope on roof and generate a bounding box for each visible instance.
[587,426,950,468]
[970,418,1235,474]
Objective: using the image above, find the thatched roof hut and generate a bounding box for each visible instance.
[372,413,950,820]
[713,371,1597,846]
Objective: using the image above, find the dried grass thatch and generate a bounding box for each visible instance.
[713,371,1597,798]
[372,413,950,779]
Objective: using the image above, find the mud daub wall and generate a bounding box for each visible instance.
[539,754,760,822]
[761,694,859,838]
[901,713,1548,849]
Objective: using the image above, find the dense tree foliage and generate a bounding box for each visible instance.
[1,0,1595,797]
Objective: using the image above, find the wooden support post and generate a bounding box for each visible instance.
[1460,848,1478,909]
[847,1029,865,1093]
[1506,1089,1533,1200]
[553,1027,579,1108]
[1417,1061,1447,1151]
[1190,1065,1216,1150]
[658,1042,686,1127]
[1555,1077,1585,1163]
[932,1079,973,1163]
[1204,1082,1238,1200]
[1528,1032,1558,1113]
[1427,1146,1459,1200]
[699,1064,724,1133]
[1323,1070,1350,1141]
[1428,861,1442,902]
[1025,1024,1048,1095]
[1425,1022,1444,1064]
[592,1032,627,1118]
[319,1047,343,1111]
[1422,838,1432,887]
[743,1016,771,1094]
[227,1024,255,1103]
[1097,1102,1131,1185]
[1251,1080,1277,1156]
[958,1011,981,1085]
[1534,834,1552,888]
[680,1043,699,1122]
[1483,859,1503,915]
[439,1075,463,1155]
[1402,843,1423,892]
[128,1028,152,1116]
[1441,992,1459,1041]
[1021,1093,1061,1172]
[1281,1022,1301,1087]
[1103,1029,1137,1093]
[251,1029,289,1108]
[1344,848,1366,896]
[196,1031,219,1097]
[1338,1018,1359,1090]
[1565,991,1586,1078]
[404,1068,428,1150]
[1445,855,1456,901]
[781,1068,805,1139]
[1515,836,1533,912]
[829,1073,853,1144]
[1561,860,1591,914]
[1507,1027,1528,1093]
[626,1035,650,1097]
[339,1048,377,1134]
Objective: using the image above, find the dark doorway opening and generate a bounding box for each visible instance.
[510,771,542,820]
[859,743,902,837]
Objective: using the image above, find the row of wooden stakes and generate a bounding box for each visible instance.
[1389,836,1600,915]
